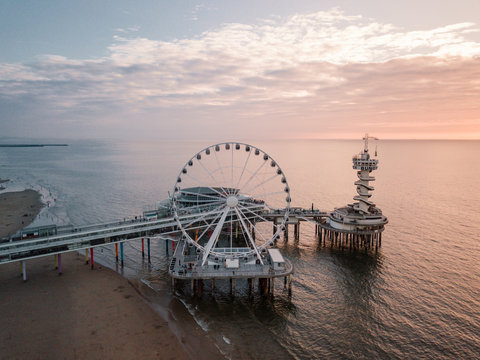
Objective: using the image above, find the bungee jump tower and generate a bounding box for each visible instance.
[318,134,388,249]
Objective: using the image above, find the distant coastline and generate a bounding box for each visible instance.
[0,144,68,147]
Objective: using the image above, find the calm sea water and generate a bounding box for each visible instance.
[1,139,479,359]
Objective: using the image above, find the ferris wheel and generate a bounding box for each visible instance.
[172,142,291,266]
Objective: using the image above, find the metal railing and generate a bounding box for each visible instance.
[0,205,272,264]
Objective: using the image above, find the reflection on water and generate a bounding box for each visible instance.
[1,139,480,359]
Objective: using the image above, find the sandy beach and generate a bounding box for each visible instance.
[0,183,43,239]
[0,187,223,360]
[0,253,190,360]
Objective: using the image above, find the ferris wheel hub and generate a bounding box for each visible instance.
[226,195,239,208]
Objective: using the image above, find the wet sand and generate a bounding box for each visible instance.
[0,186,43,239]
[0,253,190,360]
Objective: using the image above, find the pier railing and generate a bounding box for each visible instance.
[171,258,294,279]
[0,207,327,265]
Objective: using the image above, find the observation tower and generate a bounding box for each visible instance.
[319,134,388,249]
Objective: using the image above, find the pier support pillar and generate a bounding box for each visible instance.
[141,238,145,258]
[191,280,195,295]
[22,261,27,282]
[271,278,274,296]
[90,248,94,269]
[85,249,89,264]
[287,275,292,296]
[197,280,203,296]
[54,254,58,269]
[259,278,268,295]
[211,279,215,292]
[248,278,254,293]
[171,277,175,287]
[58,253,62,275]
[147,238,151,263]
[120,242,124,266]
[230,278,235,295]
[115,243,118,262]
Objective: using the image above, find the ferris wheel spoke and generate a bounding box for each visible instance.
[213,149,228,186]
[181,204,226,229]
[197,157,230,195]
[195,207,228,243]
[242,173,279,197]
[236,201,264,215]
[181,204,225,223]
[194,200,226,211]
[183,173,227,198]
[237,159,267,195]
[230,146,234,193]
[238,208,267,243]
[201,207,230,265]
[238,203,271,224]
[235,150,251,191]
[234,207,264,264]
[177,189,225,202]
[236,206,268,244]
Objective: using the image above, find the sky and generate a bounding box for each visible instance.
[1,0,480,140]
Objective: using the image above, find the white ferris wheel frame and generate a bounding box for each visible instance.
[172,142,291,265]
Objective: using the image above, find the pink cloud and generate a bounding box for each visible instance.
[0,9,479,139]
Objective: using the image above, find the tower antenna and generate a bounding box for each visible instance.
[363,133,379,153]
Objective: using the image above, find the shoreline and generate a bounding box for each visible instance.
[0,144,68,147]
[0,184,43,239]
[0,178,8,191]
[0,183,224,359]
[126,276,225,359]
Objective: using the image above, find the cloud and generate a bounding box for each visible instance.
[190,4,211,21]
[1,8,480,139]
[114,26,140,34]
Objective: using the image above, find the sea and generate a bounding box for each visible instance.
[1,139,479,359]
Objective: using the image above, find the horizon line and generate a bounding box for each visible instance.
[1,136,480,142]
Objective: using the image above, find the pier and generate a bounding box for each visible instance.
[0,139,387,295]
